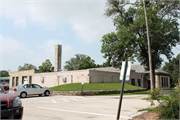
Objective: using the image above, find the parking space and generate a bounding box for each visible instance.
[21,94,158,120]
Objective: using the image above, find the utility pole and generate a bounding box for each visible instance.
[118,1,155,92]
[143,0,154,91]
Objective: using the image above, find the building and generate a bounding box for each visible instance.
[0,77,10,85]
[9,45,170,90]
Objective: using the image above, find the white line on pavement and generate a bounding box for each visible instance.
[52,100,57,103]
[71,98,78,101]
[62,99,68,102]
[37,106,132,119]
[40,101,52,103]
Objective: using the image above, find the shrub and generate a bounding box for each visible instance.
[150,87,163,105]
[157,83,179,119]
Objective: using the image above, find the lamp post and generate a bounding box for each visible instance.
[119,1,154,91]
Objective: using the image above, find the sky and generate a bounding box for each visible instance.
[0,0,179,72]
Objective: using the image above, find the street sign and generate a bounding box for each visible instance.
[117,60,131,120]
[119,61,131,80]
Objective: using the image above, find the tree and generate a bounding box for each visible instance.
[38,59,54,72]
[18,63,37,71]
[0,70,9,77]
[162,54,179,87]
[172,64,179,83]
[101,32,135,68]
[78,56,96,70]
[101,0,180,89]
[64,54,96,71]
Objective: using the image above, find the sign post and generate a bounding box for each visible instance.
[81,81,84,95]
[117,61,131,120]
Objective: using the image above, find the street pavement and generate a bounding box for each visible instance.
[21,94,159,120]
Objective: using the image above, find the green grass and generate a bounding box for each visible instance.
[142,95,171,100]
[138,106,159,112]
[162,88,174,91]
[50,83,143,91]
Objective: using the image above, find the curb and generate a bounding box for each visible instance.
[52,89,147,96]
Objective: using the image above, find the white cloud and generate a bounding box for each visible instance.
[0,35,75,71]
[0,35,33,71]
[1,1,116,44]
[0,35,29,58]
[35,39,75,68]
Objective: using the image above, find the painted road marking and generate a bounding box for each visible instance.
[52,100,57,103]
[62,99,68,102]
[37,106,132,119]
[71,98,78,101]
[40,101,52,103]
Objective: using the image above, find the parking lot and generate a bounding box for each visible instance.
[21,94,158,120]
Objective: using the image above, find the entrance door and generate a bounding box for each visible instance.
[131,79,135,86]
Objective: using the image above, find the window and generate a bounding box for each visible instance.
[138,79,141,87]
[24,84,33,88]
[131,79,135,86]
[165,78,167,87]
[22,77,24,84]
[29,76,32,84]
[16,77,18,86]
[166,78,168,87]
[161,77,169,88]
[12,77,15,87]
[162,77,164,87]
[33,84,42,88]
[0,87,3,92]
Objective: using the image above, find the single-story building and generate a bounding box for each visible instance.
[9,44,170,90]
[0,77,10,85]
[9,65,170,90]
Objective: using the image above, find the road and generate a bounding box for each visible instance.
[21,94,159,120]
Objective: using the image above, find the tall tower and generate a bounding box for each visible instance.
[54,44,62,72]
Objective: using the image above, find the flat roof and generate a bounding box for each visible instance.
[0,77,10,80]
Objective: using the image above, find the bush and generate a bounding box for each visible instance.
[150,87,163,102]
[157,83,179,119]
[149,87,163,106]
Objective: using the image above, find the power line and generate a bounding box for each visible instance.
[0,41,26,63]
[149,28,180,51]
[4,19,34,63]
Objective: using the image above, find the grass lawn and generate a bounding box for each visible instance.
[50,83,143,91]
[142,95,171,100]
[138,106,159,112]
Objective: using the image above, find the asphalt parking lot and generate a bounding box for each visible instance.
[21,94,159,120]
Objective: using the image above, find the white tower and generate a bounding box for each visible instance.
[54,44,62,72]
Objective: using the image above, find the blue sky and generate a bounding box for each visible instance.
[0,0,179,72]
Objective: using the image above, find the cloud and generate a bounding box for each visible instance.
[1,1,116,44]
[36,39,75,68]
[0,35,29,58]
[0,35,74,71]
[0,35,34,71]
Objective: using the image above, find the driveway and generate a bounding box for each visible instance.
[21,94,159,120]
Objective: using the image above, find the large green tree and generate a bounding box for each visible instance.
[64,54,96,71]
[18,63,37,71]
[78,56,96,70]
[38,59,54,72]
[101,0,180,89]
[0,70,9,77]
[162,54,179,87]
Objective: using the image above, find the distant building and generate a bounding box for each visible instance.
[9,45,170,90]
[0,77,10,85]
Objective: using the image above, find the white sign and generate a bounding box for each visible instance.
[119,61,131,80]
[82,81,84,85]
